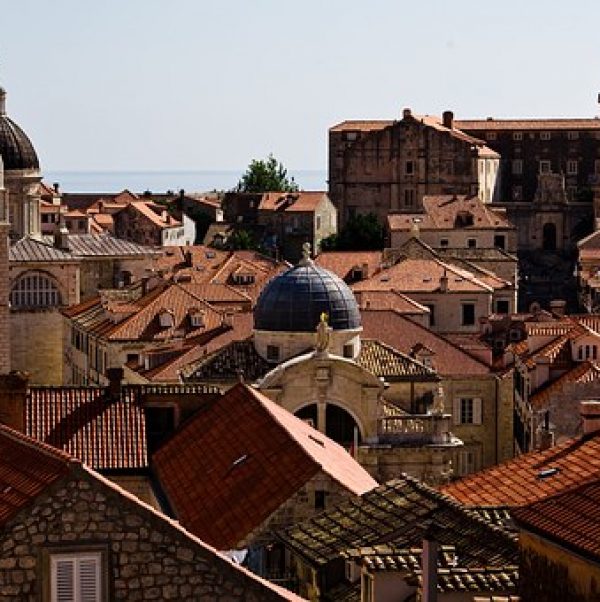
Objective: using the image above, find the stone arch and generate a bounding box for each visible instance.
[293,400,364,446]
[10,269,62,308]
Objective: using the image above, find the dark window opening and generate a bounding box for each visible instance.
[145,406,176,455]
[494,235,506,250]
[266,345,280,362]
[462,303,475,326]
[315,490,326,510]
[496,300,510,314]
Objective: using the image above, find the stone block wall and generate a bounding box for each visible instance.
[0,467,294,601]
[0,223,9,374]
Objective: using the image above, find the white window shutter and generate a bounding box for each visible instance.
[78,556,100,602]
[53,558,75,602]
[453,398,461,425]
[473,398,482,425]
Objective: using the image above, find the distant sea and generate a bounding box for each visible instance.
[43,170,328,194]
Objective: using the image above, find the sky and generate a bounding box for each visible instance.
[2,0,600,172]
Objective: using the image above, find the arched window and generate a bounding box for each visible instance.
[10,272,61,308]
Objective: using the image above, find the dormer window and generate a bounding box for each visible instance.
[455,211,474,227]
[158,310,174,328]
[232,272,255,285]
[189,310,205,328]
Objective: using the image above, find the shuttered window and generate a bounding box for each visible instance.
[453,398,482,425]
[51,553,101,602]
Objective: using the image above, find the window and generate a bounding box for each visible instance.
[362,573,374,602]
[10,272,61,308]
[316,215,321,230]
[494,235,506,250]
[343,343,354,358]
[467,238,477,249]
[462,303,475,326]
[512,159,523,175]
[567,160,578,175]
[595,159,600,175]
[314,490,326,510]
[404,188,416,207]
[496,300,510,314]
[344,131,358,142]
[512,132,523,141]
[158,310,174,328]
[267,345,280,362]
[540,131,551,141]
[512,186,523,201]
[424,304,435,326]
[440,238,449,247]
[567,131,579,140]
[405,160,414,175]
[50,552,102,602]
[539,160,551,174]
[189,311,205,328]
[453,397,482,425]
[126,353,139,364]
[485,132,497,141]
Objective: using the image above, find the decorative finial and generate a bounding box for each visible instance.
[298,241,313,266]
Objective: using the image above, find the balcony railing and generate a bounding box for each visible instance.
[378,413,455,446]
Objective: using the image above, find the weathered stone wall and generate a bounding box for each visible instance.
[0,468,293,601]
[0,223,9,374]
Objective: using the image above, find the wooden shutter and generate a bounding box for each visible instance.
[52,557,75,602]
[78,556,100,602]
[453,398,461,425]
[473,398,482,425]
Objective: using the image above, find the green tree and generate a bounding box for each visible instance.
[320,213,384,251]
[236,154,299,193]
[229,228,258,250]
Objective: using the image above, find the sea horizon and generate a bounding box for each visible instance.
[44,169,328,194]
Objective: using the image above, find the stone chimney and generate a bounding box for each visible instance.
[439,270,448,293]
[53,220,70,251]
[0,371,29,432]
[549,299,567,316]
[106,367,124,400]
[184,250,193,268]
[0,222,9,374]
[442,110,454,129]
[403,107,412,119]
[581,400,600,435]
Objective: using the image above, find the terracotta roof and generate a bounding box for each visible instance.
[512,477,600,563]
[456,118,600,131]
[277,475,517,568]
[259,191,327,213]
[0,423,72,527]
[421,567,518,595]
[388,196,514,232]
[153,384,377,549]
[126,201,181,229]
[352,258,499,294]
[181,338,271,383]
[330,120,394,132]
[358,340,438,381]
[441,431,600,508]
[360,310,491,377]
[315,251,384,282]
[353,290,430,314]
[529,361,600,409]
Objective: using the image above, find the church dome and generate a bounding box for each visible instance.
[254,255,361,333]
[0,88,39,171]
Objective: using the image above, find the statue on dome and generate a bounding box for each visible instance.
[315,312,332,353]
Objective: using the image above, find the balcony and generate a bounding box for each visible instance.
[377,413,460,447]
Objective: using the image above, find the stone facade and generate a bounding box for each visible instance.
[329,109,499,225]
[0,466,295,601]
[0,222,9,374]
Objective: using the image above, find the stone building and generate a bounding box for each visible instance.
[0,422,303,601]
[329,109,500,225]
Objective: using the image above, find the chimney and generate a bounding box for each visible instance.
[54,220,70,251]
[52,182,60,194]
[402,107,412,119]
[581,400,600,435]
[421,538,438,602]
[106,367,124,400]
[439,270,448,293]
[361,262,369,279]
[549,299,566,317]
[442,110,454,129]
[140,276,149,296]
[184,250,193,267]
[0,371,29,432]
[539,411,554,450]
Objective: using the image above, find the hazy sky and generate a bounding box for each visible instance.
[2,0,600,172]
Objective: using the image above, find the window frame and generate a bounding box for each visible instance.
[461,303,476,326]
[10,271,62,309]
[453,397,482,425]
[539,160,551,174]
[567,159,579,175]
[266,344,280,362]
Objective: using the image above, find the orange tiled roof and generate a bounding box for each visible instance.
[259,191,327,213]
[352,258,499,294]
[512,477,600,562]
[441,431,600,508]
[0,423,72,527]
[153,383,377,549]
[127,201,181,229]
[315,251,384,281]
[353,289,430,314]
[388,196,514,231]
[360,310,490,376]
[456,118,600,131]
[530,362,600,409]
[330,120,394,132]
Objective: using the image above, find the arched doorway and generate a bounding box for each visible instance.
[542,222,557,251]
[294,403,361,447]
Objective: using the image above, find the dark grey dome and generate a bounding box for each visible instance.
[0,89,39,171]
[254,261,361,332]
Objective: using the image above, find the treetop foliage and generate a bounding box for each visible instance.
[236,154,299,193]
